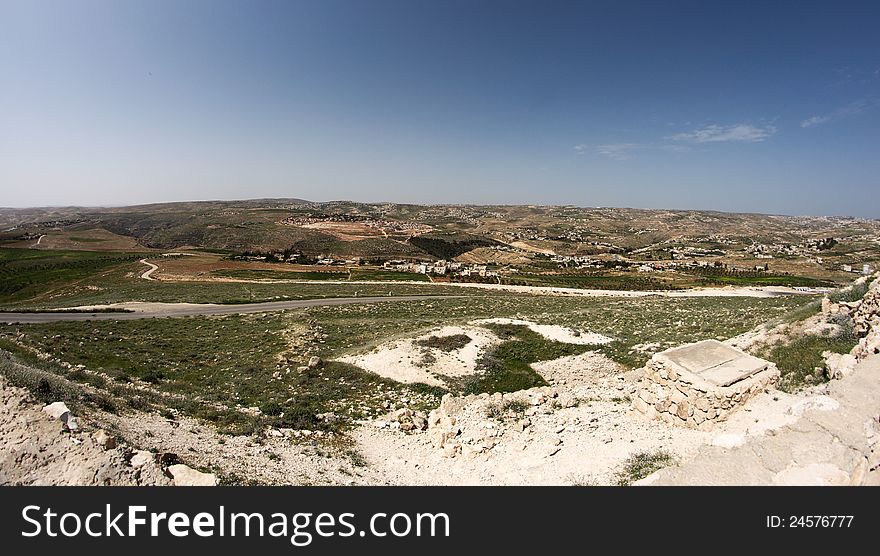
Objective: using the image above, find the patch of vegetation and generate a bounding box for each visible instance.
[462,324,588,394]
[0,247,142,305]
[502,272,684,291]
[0,350,119,414]
[774,298,822,325]
[614,450,674,486]
[484,398,531,419]
[0,307,133,313]
[0,312,446,435]
[829,277,874,303]
[502,398,531,413]
[689,267,837,288]
[763,332,858,392]
[407,234,500,259]
[415,333,472,352]
[350,269,431,282]
[68,236,107,243]
[213,269,347,281]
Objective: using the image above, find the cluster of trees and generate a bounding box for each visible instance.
[408,235,499,259]
[226,249,317,264]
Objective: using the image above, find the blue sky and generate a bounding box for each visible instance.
[1,0,878,216]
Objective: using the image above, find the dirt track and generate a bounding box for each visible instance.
[139,259,159,280]
[0,295,461,324]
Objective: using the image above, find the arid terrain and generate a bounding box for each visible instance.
[1,199,878,486]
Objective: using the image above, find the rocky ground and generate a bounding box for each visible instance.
[643,355,880,485]
[0,376,171,485]
[2,275,878,486]
[351,350,853,485]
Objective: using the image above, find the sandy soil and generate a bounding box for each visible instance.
[338,320,611,387]
[471,318,613,345]
[300,221,385,241]
[509,241,557,255]
[339,325,503,387]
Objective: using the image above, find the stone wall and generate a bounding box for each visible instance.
[851,274,880,360]
[822,273,880,378]
[632,348,779,431]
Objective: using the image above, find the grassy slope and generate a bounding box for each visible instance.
[2,293,812,431]
[0,248,143,305]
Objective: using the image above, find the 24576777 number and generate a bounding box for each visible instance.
[766,515,854,528]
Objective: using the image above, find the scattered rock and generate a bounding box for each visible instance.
[42,401,71,420]
[92,429,116,450]
[824,351,857,380]
[308,356,322,369]
[129,450,154,469]
[558,393,578,408]
[166,464,218,486]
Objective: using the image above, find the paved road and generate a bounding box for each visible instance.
[0,295,460,324]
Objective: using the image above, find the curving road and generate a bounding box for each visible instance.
[139,259,159,280]
[0,295,462,324]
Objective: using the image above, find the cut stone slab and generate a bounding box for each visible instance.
[633,339,779,430]
[659,339,769,387]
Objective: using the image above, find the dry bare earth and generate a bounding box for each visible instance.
[0,376,170,485]
[351,347,840,485]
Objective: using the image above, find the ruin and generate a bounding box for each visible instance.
[632,339,779,430]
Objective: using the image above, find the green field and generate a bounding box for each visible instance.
[0,258,477,310]
[500,269,838,291]
[693,273,836,288]
[0,248,143,305]
[213,268,349,281]
[350,268,431,281]
[502,272,685,291]
[213,267,432,282]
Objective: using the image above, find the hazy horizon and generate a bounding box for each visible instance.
[2,1,879,217]
[3,195,877,221]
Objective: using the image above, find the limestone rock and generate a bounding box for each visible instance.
[42,401,71,420]
[129,450,154,469]
[823,351,857,380]
[558,392,577,408]
[92,429,116,450]
[166,464,218,486]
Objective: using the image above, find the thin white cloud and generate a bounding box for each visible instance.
[801,115,830,128]
[801,99,873,128]
[669,123,777,143]
[595,143,641,160]
[575,142,692,160]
